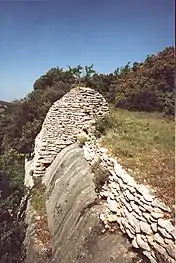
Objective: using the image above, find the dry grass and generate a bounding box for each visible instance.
[31,177,52,258]
[98,107,175,211]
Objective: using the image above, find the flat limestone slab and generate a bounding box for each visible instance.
[43,144,144,263]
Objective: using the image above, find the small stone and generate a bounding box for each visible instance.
[158,227,173,239]
[132,237,139,248]
[158,219,174,233]
[151,223,157,233]
[36,216,41,221]
[164,238,172,244]
[137,185,150,195]
[124,202,133,212]
[151,210,164,219]
[165,242,175,259]
[142,212,151,223]
[139,206,147,212]
[107,214,118,223]
[147,235,154,246]
[100,190,111,198]
[102,185,110,191]
[126,228,135,239]
[152,242,167,257]
[154,233,165,246]
[131,203,142,216]
[142,203,153,213]
[142,192,154,202]
[107,200,118,213]
[143,251,157,263]
[109,181,118,189]
[136,234,150,251]
[111,188,119,196]
[126,212,140,233]
[140,221,153,234]
[124,189,135,201]
[99,213,106,222]
[105,224,110,229]
[152,200,171,213]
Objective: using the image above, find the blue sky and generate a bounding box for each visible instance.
[0,0,174,101]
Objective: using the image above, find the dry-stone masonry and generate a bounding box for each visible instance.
[83,138,175,263]
[32,86,108,179]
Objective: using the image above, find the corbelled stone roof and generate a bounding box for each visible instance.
[33,86,109,177]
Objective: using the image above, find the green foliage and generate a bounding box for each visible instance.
[114,46,174,115]
[94,116,114,138]
[30,177,46,213]
[91,160,110,192]
[68,64,96,83]
[77,134,89,147]
[0,150,26,263]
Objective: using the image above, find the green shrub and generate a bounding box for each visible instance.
[91,160,110,192]
[30,177,46,213]
[77,134,89,147]
[94,116,114,138]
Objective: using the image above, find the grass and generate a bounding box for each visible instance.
[31,177,46,213]
[30,177,52,259]
[96,107,175,210]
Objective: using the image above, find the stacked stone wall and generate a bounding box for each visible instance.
[83,139,175,263]
[32,87,109,177]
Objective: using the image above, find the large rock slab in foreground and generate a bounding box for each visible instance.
[43,144,142,263]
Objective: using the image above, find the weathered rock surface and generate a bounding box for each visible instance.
[42,144,142,263]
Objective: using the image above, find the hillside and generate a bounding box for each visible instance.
[0,46,174,155]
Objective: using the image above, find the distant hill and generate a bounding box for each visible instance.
[0,100,18,115]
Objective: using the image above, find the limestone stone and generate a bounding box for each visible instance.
[131,203,142,216]
[124,189,135,201]
[142,203,153,213]
[136,234,150,251]
[154,233,165,246]
[158,227,173,239]
[126,228,135,239]
[151,211,164,219]
[151,223,158,233]
[132,237,139,248]
[152,242,168,258]
[143,251,157,263]
[99,213,107,223]
[147,235,154,246]
[109,181,118,189]
[142,212,151,223]
[107,214,118,223]
[152,199,171,213]
[100,191,114,199]
[140,221,153,235]
[165,242,175,259]
[107,200,118,213]
[128,186,136,193]
[158,219,175,233]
